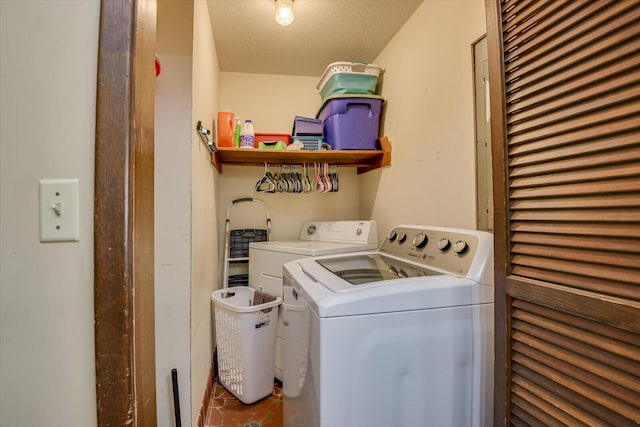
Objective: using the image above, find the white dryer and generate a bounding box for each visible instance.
[282,225,494,427]
[248,220,378,381]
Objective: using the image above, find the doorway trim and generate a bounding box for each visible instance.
[472,34,493,233]
[94,0,157,425]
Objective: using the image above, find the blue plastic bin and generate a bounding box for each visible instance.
[316,95,384,150]
[292,136,326,150]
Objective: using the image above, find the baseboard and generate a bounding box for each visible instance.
[196,360,215,427]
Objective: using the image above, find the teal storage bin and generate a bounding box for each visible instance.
[319,73,378,102]
[317,62,385,103]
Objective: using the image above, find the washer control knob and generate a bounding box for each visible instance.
[453,240,468,254]
[437,238,451,251]
[413,232,428,248]
[387,230,398,242]
[307,225,317,235]
[398,232,407,243]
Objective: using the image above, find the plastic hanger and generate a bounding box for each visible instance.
[316,163,323,193]
[323,163,332,192]
[331,165,339,192]
[304,164,313,193]
[255,163,276,193]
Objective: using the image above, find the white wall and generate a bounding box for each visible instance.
[360,0,487,240]
[220,72,321,134]
[156,1,221,425]
[215,0,487,246]
[0,1,99,426]
[155,1,194,426]
[191,0,220,424]
[218,72,361,247]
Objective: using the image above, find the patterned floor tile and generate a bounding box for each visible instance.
[205,380,283,427]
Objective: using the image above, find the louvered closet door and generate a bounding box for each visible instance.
[485,0,640,425]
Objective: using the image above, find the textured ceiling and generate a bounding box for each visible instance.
[207,0,424,76]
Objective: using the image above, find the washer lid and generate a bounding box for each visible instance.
[285,254,494,317]
[299,252,450,293]
[250,240,378,256]
[315,253,444,285]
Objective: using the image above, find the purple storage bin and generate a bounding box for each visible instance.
[316,96,384,150]
[292,116,323,136]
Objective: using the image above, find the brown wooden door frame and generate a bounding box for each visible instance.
[485,1,509,424]
[94,0,157,425]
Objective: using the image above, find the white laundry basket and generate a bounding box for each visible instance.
[212,286,281,404]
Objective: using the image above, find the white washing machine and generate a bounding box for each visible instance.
[282,225,494,427]
[248,220,378,380]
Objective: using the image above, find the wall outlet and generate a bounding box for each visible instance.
[39,179,80,242]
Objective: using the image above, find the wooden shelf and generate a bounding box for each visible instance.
[211,136,391,175]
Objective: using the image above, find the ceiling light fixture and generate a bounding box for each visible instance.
[275,0,294,26]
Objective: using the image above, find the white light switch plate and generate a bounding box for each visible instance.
[39,179,80,242]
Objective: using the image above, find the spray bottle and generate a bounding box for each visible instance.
[233,117,241,148]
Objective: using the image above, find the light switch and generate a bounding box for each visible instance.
[39,179,80,242]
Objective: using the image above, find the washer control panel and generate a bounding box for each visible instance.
[380,226,481,276]
[300,220,377,245]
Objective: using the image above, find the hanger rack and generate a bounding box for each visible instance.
[256,163,340,194]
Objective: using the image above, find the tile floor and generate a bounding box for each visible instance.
[205,380,283,427]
